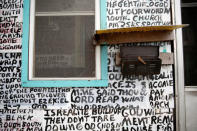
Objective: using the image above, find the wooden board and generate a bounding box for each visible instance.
[94,24,188,45]
[94,30,174,45]
[159,52,174,64]
[96,24,189,34]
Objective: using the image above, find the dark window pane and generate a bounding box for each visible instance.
[36,0,95,12]
[182,7,197,85]
[182,0,197,3]
[34,16,95,78]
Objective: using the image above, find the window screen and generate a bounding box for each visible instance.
[33,0,95,78]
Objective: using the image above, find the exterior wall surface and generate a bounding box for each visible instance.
[0,0,176,130]
[185,91,197,131]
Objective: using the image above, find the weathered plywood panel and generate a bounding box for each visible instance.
[0,0,23,52]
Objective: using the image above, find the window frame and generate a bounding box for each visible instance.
[22,0,108,87]
[29,0,99,80]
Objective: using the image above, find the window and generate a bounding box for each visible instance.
[181,1,197,86]
[22,0,108,87]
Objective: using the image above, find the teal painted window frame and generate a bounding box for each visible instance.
[22,0,108,87]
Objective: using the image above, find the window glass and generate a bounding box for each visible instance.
[36,0,95,12]
[33,0,95,78]
[182,0,196,3]
[182,6,197,85]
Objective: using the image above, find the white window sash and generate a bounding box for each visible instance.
[29,0,101,80]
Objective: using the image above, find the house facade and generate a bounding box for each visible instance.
[0,0,196,131]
